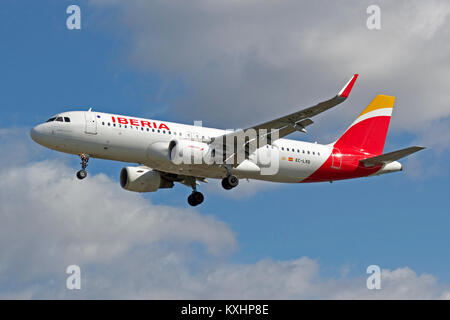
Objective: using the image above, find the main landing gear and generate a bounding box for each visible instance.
[76,153,90,180]
[221,174,239,190]
[186,174,238,206]
[220,165,239,190]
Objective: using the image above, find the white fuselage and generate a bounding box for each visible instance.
[31,111,332,183]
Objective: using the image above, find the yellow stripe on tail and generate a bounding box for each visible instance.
[358,95,395,118]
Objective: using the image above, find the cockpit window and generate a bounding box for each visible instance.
[64,117,70,122]
[55,117,63,122]
[46,117,56,122]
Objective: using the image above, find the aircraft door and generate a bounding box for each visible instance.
[84,111,97,134]
[331,147,342,169]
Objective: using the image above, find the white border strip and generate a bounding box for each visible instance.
[349,108,393,128]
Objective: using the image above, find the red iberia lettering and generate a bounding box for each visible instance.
[117,117,128,124]
[141,120,152,128]
[129,118,139,126]
[159,123,170,130]
[110,116,170,130]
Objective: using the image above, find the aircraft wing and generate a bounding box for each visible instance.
[210,74,358,163]
[360,146,425,167]
[247,74,359,139]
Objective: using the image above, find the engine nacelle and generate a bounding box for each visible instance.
[120,167,173,192]
[168,139,212,165]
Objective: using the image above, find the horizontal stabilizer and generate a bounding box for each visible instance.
[360,146,425,167]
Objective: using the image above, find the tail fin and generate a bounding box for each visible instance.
[334,95,395,155]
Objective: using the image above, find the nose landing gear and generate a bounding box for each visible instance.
[76,154,90,180]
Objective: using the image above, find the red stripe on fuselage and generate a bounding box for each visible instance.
[302,146,382,183]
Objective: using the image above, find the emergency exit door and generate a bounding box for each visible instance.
[84,111,97,134]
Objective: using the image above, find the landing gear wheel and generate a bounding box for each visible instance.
[76,169,87,180]
[188,191,204,206]
[221,175,239,190]
[77,154,90,180]
[221,179,232,190]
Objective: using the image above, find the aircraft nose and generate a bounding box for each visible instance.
[30,124,44,143]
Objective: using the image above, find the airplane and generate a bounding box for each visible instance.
[30,74,424,206]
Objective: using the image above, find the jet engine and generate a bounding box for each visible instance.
[168,139,212,165]
[120,167,173,192]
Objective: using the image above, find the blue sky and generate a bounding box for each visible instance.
[1,0,450,298]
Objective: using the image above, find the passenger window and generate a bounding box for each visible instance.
[281,147,284,151]
[56,117,63,122]
[307,151,310,154]
[64,117,70,122]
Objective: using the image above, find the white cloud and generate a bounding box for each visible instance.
[1,128,449,299]
[0,159,236,276]
[0,130,236,296]
[89,0,450,147]
[404,116,450,179]
[199,262,450,300]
